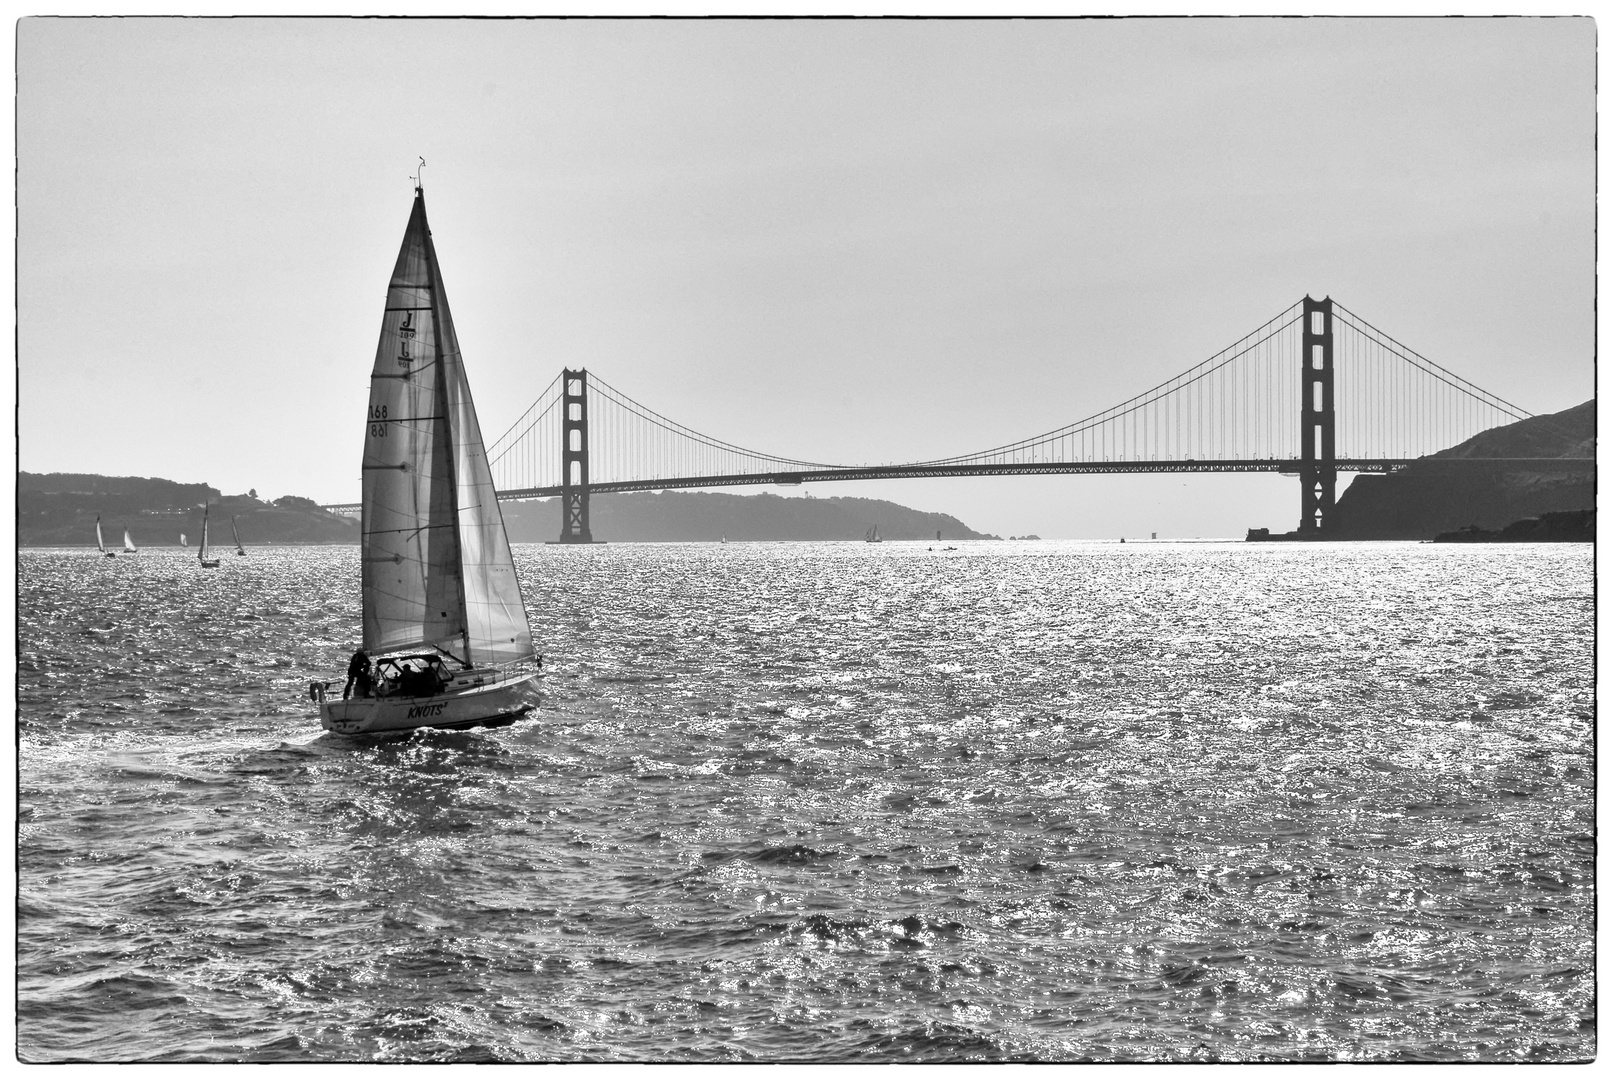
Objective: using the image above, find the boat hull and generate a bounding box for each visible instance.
[319,672,539,735]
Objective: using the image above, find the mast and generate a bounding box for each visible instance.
[422,184,473,666]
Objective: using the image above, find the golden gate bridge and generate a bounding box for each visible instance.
[324,297,1589,540]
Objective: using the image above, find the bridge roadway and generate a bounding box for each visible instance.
[320,456,1592,514]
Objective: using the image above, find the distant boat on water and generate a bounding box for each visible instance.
[123,529,138,554]
[179,533,188,547]
[231,516,247,556]
[198,504,220,568]
[95,516,116,557]
[865,525,882,543]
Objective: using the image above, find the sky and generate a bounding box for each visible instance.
[17,16,1594,539]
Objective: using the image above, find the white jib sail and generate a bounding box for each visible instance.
[124,530,136,552]
[96,517,106,553]
[360,189,534,669]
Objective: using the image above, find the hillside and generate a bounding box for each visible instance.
[499,490,995,543]
[1433,509,1595,544]
[1324,400,1595,540]
[17,474,994,545]
[17,473,359,546]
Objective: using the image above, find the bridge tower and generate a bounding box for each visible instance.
[1299,295,1336,533]
[555,368,595,544]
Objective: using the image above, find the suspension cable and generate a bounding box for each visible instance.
[913,301,1305,466]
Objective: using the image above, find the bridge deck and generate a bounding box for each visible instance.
[320,457,1591,514]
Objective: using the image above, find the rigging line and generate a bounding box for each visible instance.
[914,309,1305,468]
[1330,303,1532,417]
[370,414,443,425]
[366,523,457,537]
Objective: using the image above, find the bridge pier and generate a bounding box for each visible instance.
[1299,296,1337,533]
[553,368,597,544]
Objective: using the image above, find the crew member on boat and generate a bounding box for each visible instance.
[343,650,372,699]
[373,655,452,698]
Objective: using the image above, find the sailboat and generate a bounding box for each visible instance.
[123,529,138,554]
[313,183,541,736]
[95,516,116,557]
[198,504,221,568]
[865,525,882,543]
[231,516,247,556]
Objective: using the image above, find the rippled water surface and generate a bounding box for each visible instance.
[17,540,1594,1062]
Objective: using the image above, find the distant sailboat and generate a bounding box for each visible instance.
[95,516,116,557]
[123,529,138,554]
[180,533,188,547]
[198,504,220,568]
[312,183,541,736]
[865,525,882,543]
[231,516,247,556]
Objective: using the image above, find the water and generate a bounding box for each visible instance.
[17,540,1594,1062]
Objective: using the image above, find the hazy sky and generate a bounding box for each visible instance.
[18,17,1594,538]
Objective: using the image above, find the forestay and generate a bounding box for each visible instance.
[361,190,534,668]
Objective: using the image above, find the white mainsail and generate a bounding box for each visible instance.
[123,529,137,553]
[199,506,212,562]
[360,189,534,669]
[232,516,246,555]
[96,517,107,554]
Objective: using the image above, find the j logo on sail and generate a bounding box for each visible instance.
[397,312,414,369]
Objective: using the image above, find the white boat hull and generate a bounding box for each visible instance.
[319,672,539,735]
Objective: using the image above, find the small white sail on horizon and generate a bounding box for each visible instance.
[123,529,137,554]
[231,516,247,556]
[95,516,115,557]
[199,504,220,568]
